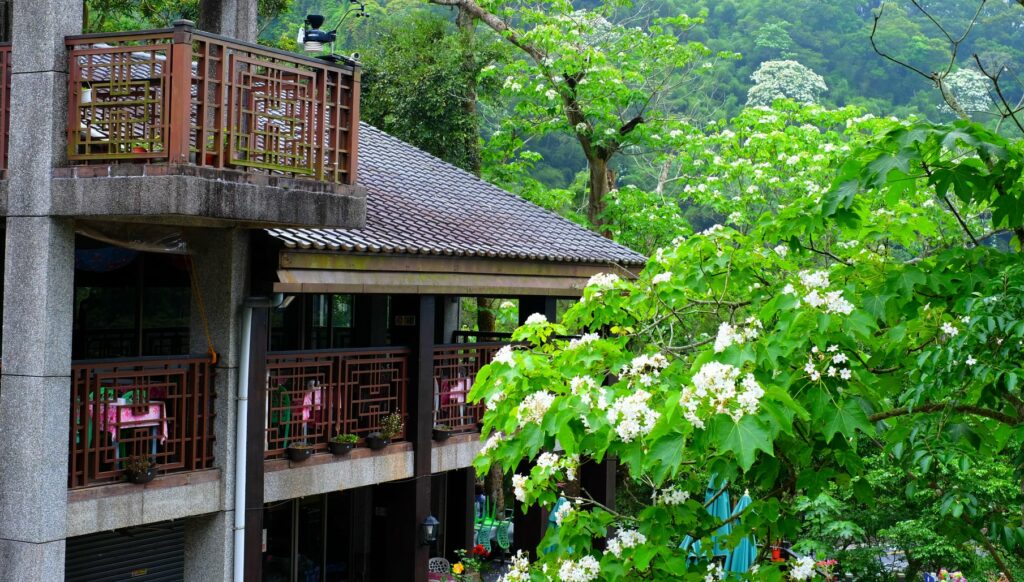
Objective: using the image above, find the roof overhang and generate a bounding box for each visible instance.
[274,251,639,296]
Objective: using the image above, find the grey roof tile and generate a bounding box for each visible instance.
[268,123,647,266]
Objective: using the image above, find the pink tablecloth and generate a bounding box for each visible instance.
[102,402,168,443]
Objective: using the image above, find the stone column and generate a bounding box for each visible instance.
[0,0,81,578]
[198,0,258,42]
[182,228,250,582]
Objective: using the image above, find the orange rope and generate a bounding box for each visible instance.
[187,253,218,365]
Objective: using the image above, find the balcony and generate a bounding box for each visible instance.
[432,342,502,433]
[264,347,411,460]
[68,356,216,489]
[0,22,366,227]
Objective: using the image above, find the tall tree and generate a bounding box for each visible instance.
[428,0,723,235]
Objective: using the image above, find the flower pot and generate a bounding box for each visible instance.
[432,428,452,442]
[126,466,155,484]
[328,441,354,456]
[365,435,390,451]
[286,446,314,462]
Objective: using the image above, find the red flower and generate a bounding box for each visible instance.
[471,544,490,558]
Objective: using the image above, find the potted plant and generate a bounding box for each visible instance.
[286,441,314,462]
[366,411,404,451]
[329,433,358,455]
[433,423,453,442]
[453,545,491,581]
[124,456,156,484]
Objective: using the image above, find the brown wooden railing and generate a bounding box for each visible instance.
[432,343,503,433]
[0,43,10,174]
[66,22,359,185]
[68,356,215,488]
[264,347,409,460]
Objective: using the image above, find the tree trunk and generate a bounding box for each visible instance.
[587,154,615,238]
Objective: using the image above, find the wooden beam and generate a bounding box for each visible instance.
[279,251,639,279]
[275,269,591,296]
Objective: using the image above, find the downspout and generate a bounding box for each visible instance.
[234,293,286,582]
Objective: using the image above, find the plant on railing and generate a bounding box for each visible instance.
[433,423,453,442]
[329,433,358,456]
[285,441,314,462]
[366,411,404,451]
[124,455,156,484]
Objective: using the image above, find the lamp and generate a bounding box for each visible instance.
[421,515,440,545]
[296,2,368,56]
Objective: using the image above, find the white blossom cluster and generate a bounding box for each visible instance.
[746,59,828,106]
[605,529,647,558]
[499,550,532,582]
[570,375,599,407]
[704,562,725,582]
[621,353,670,387]
[784,270,855,315]
[653,486,691,505]
[680,361,765,428]
[804,345,852,382]
[652,272,672,285]
[567,332,600,350]
[557,555,601,582]
[524,312,548,325]
[552,499,576,525]
[518,390,555,426]
[512,474,529,502]
[790,555,816,580]
[493,345,516,367]
[499,300,516,310]
[479,432,503,456]
[714,317,763,352]
[940,321,959,337]
[587,272,620,291]
[606,389,660,442]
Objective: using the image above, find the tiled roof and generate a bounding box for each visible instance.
[268,123,647,266]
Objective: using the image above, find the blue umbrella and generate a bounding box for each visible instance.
[679,475,732,560]
[724,491,756,573]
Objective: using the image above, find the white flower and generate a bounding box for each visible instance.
[567,333,599,350]
[493,345,516,366]
[654,487,691,505]
[499,300,516,310]
[524,312,548,325]
[479,432,503,456]
[605,529,647,558]
[799,270,830,289]
[558,556,600,582]
[536,452,560,470]
[587,272,620,291]
[714,318,762,353]
[545,88,558,100]
[790,555,816,580]
[966,355,977,366]
[705,561,725,581]
[500,551,532,582]
[512,474,528,502]
[652,272,672,285]
[840,368,852,380]
[606,389,660,442]
[940,322,959,337]
[782,283,796,296]
[553,500,575,525]
[518,391,555,426]
[774,244,788,258]
[681,362,764,426]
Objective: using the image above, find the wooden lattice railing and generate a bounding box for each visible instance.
[68,356,215,488]
[432,343,503,434]
[65,21,359,185]
[264,347,410,460]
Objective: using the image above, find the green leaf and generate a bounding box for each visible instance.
[822,399,873,443]
[712,415,774,471]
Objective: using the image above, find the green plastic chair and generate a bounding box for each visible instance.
[477,526,492,554]
[495,520,511,562]
[268,385,293,447]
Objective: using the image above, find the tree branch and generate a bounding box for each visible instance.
[870,402,1019,425]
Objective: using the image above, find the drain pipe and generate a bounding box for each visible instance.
[234,294,287,582]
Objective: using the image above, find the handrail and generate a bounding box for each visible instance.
[191,28,357,73]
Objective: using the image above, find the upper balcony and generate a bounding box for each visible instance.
[0,21,366,228]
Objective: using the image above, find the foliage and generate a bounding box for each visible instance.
[746,60,827,107]
[471,105,1024,580]
[380,411,404,440]
[84,0,290,33]
[331,433,358,444]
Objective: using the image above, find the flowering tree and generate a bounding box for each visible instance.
[428,0,732,234]
[472,111,1024,580]
[746,60,828,107]
[938,68,994,116]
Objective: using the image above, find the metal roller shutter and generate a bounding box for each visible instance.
[65,521,184,582]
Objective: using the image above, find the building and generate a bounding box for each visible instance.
[0,5,644,581]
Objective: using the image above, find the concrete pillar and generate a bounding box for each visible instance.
[199,0,258,42]
[0,0,81,578]
[182,228,250,581]
[410,295,436,582]
[440,296,459,344]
